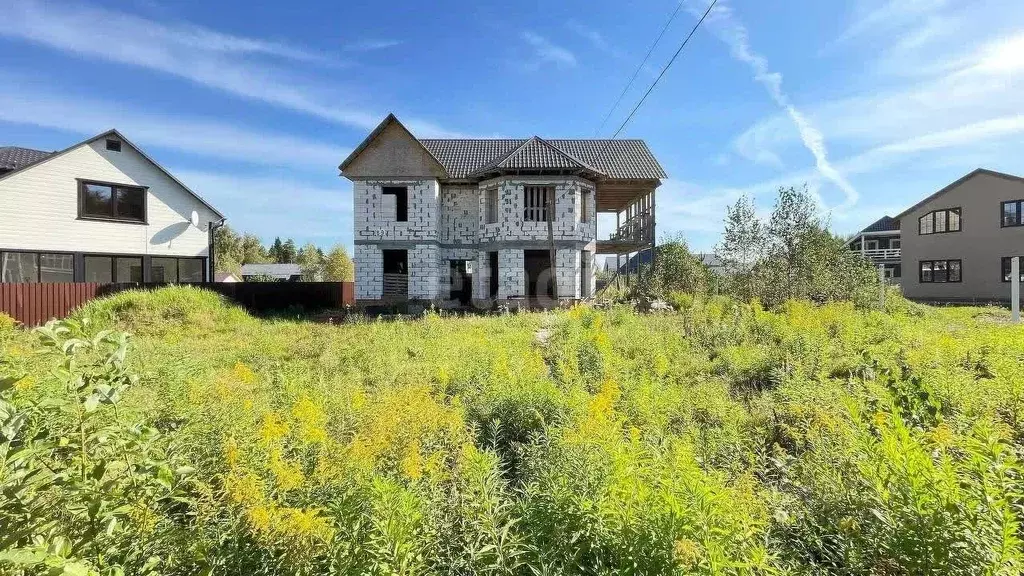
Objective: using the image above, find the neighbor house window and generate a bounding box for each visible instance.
[485,187,499,224]
[0,250,74,280]
[1001,200,1023,227]
[1001,256,1024,282]
[0,251,74,283]
[919,259,961,283]
[382,186,408,222]
[918,208,961,235]
[524,186,552,222]
[580,189,591,223]
[105,139,122,152]
[79,180,146,223]
[84,255,142,283]
[151,257,205,283]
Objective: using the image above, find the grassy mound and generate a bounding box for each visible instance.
[72,285,254,334]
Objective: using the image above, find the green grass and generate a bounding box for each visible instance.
[2,286,1023,575]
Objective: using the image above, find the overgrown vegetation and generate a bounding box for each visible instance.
[2,287,1023,574]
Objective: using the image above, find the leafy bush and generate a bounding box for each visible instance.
[1,288,1023,574]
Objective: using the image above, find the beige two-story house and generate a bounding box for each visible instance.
[338,114,666,306]
[896,168,1024,301]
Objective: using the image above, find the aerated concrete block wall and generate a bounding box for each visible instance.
[354,244,382,299]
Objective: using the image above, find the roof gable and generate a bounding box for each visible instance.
[468,136,607,177]
[339,114,448,178]
[894,168,1024,219]
[0,129,224,218]
[855,215,900,235]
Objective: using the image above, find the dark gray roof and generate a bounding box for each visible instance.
[240,263,301,278]
[859,215,900,234]
[0,146,52,171]
[420,137,667,180]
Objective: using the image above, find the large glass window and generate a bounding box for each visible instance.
[1002,200,1023,227]
[39,254,74,282]
[79,180,147,222]
[84,256,142,283]
[1,251,73,283]
[918,208,961,235]
[1002,256,1024,283]
[151,257,205,283]
[920,259,961,283]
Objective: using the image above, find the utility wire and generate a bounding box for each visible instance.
[604,0,718,143]
[593,0,687,137]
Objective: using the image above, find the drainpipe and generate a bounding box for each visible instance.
[208,217,227,283]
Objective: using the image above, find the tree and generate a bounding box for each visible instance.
[322,245,355,282]
[214,225,243,274]
[296,242,324,281]
[268,237,284,263]
[240,234,269,264]
[279,239,298,264]
[716,194,766,273]
[630,235,713,299]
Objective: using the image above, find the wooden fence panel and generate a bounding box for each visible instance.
[1,282,355,327]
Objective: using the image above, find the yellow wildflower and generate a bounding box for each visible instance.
[260,412,290,443]
[673,538,704,568]
[233,361,256,384]
[291,395,327,444]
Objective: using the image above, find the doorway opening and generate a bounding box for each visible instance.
[524,250,553,299]
[488,252,499,298]
[449,260,473,305]
[382,249,408,299]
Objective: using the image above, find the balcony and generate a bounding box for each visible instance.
[597,208,654,254]
[856,248,901,261]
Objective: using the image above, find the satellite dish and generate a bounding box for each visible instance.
[190,210,200,228]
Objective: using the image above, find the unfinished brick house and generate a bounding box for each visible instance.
[338,114,666,306]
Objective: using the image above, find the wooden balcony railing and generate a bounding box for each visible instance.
[855,248,901,261]
[609,208,654,245]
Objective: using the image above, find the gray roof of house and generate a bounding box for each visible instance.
[0,146,53,171]
[420,137,667,180]
[858,215,901,233]
[240,263,301,278]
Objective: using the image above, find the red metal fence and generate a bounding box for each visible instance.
[0,282,355,327]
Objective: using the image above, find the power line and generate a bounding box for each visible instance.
[594,0,687,137]
[605,0,718,143]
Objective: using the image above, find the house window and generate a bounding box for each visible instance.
[1001,200,1023,227]
[919,259,961,283]
[152,257,205,283]
[524,186,552,222]
[79,180,146,223]
[0,251,74,283]
[1001,257,1024,282]
[1,250,74,280]
[580,189,591,223]
[84,255,143,283]
[865,239,879,250]
[891,238,901,249]
[105,139,122,152]
[382,186,408,222]
[485,187,499,224]
[918,208,961,235]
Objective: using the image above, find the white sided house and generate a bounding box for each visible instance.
[339,114,666,306]
[0,130,224,284]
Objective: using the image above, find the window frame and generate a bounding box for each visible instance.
[1001,200,1023,228]
[0,249,76,283]
[919,259,962,283]
[83,254,144,284]
[918,207,962,235]
[1001,256,1024,283]
[523,185,553,222]
[485,187,499,224]
[77,179,148,224]
[580,189,591,224]
[150,256,207,284]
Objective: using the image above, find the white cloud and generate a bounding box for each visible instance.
[698,1,859,211]
[521,31,577,68]
[0,85,347,171]
[0,0,461,136]
[344,39,402,52]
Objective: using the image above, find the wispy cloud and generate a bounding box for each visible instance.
[521,31,577,69]
[0,0,461,136]
[566,20,623,59]
[0,82,347,171]
[698,1,859,211]
[344,39,402,52]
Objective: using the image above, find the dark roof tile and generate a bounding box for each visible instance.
[0,146,52,171]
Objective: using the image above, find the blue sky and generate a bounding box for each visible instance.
[2,0,1023,253]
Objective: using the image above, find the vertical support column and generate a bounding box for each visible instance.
[1012,256,1020,323]
[615,208,621,289]
[878,263,885,309]
[651,189,657,270]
